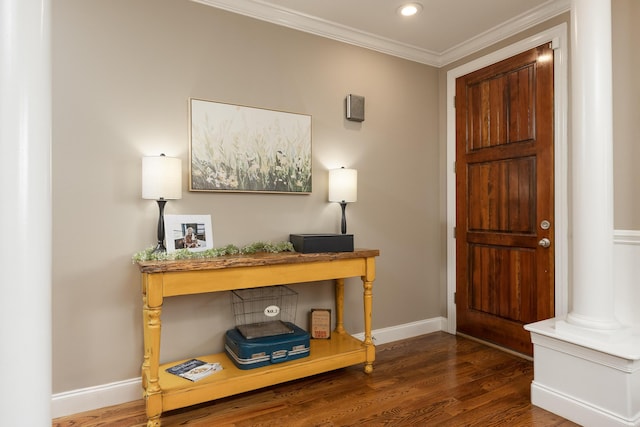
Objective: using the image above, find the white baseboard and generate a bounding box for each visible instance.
[351,317,447,344]
[52,377,142,419]
[52,316,447,419]
[532,381,640,427]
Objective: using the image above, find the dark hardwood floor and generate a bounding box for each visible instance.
[53,332,578,426]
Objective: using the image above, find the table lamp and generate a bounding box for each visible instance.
[142,154,182,252]
[328,167,357,234]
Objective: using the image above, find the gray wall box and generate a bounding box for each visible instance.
[346,94,365,122]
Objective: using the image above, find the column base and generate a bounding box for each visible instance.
[525,318,640,426]
[556,318,631,345]
[565,311,622,331]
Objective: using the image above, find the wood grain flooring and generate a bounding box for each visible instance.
[52,332,578,426]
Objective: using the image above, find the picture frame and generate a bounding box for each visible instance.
[164,214,214,253]
[189,98,312,194]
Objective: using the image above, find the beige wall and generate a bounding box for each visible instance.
[52,0,440,393]
[52,0,640,396]
[612,0,640,229]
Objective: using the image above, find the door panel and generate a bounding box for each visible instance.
[467,157,535,233]
[469,244,536,323]
[456,44,554,356]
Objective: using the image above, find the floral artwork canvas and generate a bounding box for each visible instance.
[189,98,312,193]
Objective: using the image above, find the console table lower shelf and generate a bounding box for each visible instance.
[156,332,368,412]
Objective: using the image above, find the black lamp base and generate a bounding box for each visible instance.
[152,242,166,253]
[340,201,348,234]
[152,199,167,253]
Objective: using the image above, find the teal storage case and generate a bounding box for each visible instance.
[224,322,310,370]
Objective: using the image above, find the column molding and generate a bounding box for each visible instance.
[566,0,620,330]
[0,0,52,424]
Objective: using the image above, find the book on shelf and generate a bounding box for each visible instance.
[166,359,222,382]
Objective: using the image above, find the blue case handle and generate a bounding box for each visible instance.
[271,349,289,363]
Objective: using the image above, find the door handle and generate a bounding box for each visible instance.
[538,238,551,248]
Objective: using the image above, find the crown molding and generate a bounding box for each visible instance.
[192,0,570,68]
[438,0,570,66]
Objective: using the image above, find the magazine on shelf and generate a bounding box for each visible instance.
[166,359,222,382]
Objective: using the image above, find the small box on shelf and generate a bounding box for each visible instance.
[310,308,331,339]
[289,234,354,253]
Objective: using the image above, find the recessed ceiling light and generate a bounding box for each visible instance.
[398,3,423,17]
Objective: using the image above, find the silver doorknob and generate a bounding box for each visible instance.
[538,238,551,248]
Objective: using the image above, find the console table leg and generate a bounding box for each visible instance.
[146,416,161,427]
[334,278,345,334]
[143,305,162,425]
[363,278,374,374]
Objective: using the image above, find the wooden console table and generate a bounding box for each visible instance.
[136,249,379,427]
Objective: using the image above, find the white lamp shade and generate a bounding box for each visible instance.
[142,155,182,200]
[328,168,357,203]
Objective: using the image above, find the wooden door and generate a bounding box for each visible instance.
[455,44,554,356]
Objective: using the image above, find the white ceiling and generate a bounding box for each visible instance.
[193,0,570,66]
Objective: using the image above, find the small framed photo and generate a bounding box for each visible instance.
[164,214,213,253]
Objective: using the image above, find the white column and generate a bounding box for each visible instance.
[0,0,52,424]
[566,0,619,330]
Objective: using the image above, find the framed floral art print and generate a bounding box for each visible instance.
[189,98,312,194]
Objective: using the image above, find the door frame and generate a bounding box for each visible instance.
[446,23,569,334]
